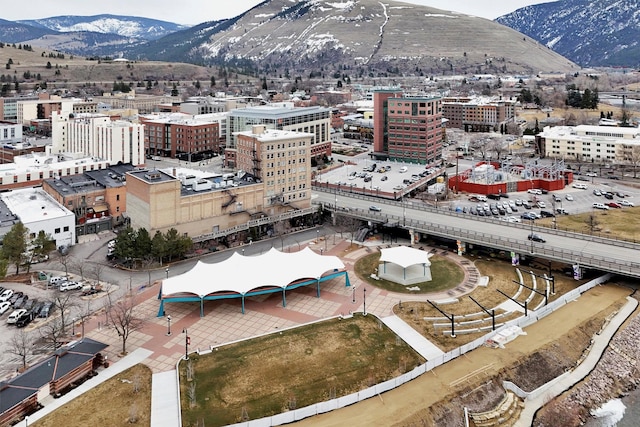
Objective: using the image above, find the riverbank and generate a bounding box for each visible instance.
[534,298,640,426]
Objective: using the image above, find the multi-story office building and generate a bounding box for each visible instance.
[0,94,40,122]
[94,91,173,114]
[50,112,145,166]
[42,164,133,234]
[537,125,640,163]
[235,125,313,209]
[225,103,331,168]
[441,96,516,132]
[373,90,443,164]
[140,113,223,160]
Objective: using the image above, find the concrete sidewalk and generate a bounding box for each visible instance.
[151,370,181,427]
[515,296,638,427]
[381,315,445,360]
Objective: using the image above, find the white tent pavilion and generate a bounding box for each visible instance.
[157,247,349,316]
[378,246,432,286]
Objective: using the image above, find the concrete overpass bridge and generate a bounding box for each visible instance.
[314,188,640,278]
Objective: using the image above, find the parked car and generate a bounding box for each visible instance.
[528,233,546,243]
[593,203,609,210]
[565,194,574,201]
[539,210,555,218]
[49,276,68,287]
[603,193,614,200]
[8,291,23,306]
[38,302,53,318]
[15,311,35,328]
[0,289,13,302]
[556,208,568,215]
[606,202,622,209]
[527,189,542,195]
[13,294,28,309]
[536,201,547,208]
[620,200,635,207]
[0,301,11,314]
[586,172,598,177]
[7,309,27,324]
[521,212,537,221]
[572,183,588,189]
[552,194,562,202]
[593,189,602,196]
[59,281,82,292]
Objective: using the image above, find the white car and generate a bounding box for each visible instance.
[0,289,13,302]
[593,203,609,210]
[572,183,588,189]
[620,200,635,207]
[0,301,11,314]
[565,194,574,201]
[586,172,598,177]
[7,309,27,324]
[59,281,82,291]
[527,189,542,195]
[537,201,546,208]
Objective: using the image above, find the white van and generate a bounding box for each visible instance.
[399,166,408,173]
[49,276,67,287]
[572,183,588,190]
[476,195,488,202]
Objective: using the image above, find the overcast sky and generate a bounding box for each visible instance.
[3,0,557,25]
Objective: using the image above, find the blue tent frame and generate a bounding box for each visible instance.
[157,270,350,317]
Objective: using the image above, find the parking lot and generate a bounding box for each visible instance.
[317,157,445,198]
[445,179,638,222]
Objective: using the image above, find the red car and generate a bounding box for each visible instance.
[606,202,622,209]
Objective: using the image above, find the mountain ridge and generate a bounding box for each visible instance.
[496,0,640,67]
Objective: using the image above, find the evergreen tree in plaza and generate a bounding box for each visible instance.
[2,222,28,274]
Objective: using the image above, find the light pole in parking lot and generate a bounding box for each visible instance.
[166,315,171,336]
[165,268,169,279]
[72,317,76,336]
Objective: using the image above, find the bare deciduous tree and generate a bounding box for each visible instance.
[58,252,72,278]
[335,215,362,245]
[9,328,33,370]
[52,290,79,336]
[108,294,144,355]
[40,318,65,350]
[585,212,600,234]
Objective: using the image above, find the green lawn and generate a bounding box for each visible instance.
[354,252,465,293]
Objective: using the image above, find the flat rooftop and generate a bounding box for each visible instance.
[0,188,72,224]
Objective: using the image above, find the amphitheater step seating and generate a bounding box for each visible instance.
[468,391,523,427]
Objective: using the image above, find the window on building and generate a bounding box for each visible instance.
[55,228,61,234]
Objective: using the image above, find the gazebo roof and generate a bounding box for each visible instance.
[161,247,345,298]
[379,246,431,269]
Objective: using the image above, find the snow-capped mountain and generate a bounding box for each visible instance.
[125,0,577,75]
[496,0,640,67]
[18,14,188,41]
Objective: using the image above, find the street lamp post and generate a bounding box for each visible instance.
[165,268,169,279]
[72,317,76,336]
[316,229,319,243]
[363,287,367,315]
[166,315,172,336]
[352,286,356,303]
[183,328,189,360]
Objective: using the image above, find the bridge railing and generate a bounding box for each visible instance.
[320,202,640,277]
[316,187,640,250]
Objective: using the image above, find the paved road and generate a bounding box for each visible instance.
[315,189,640,277]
